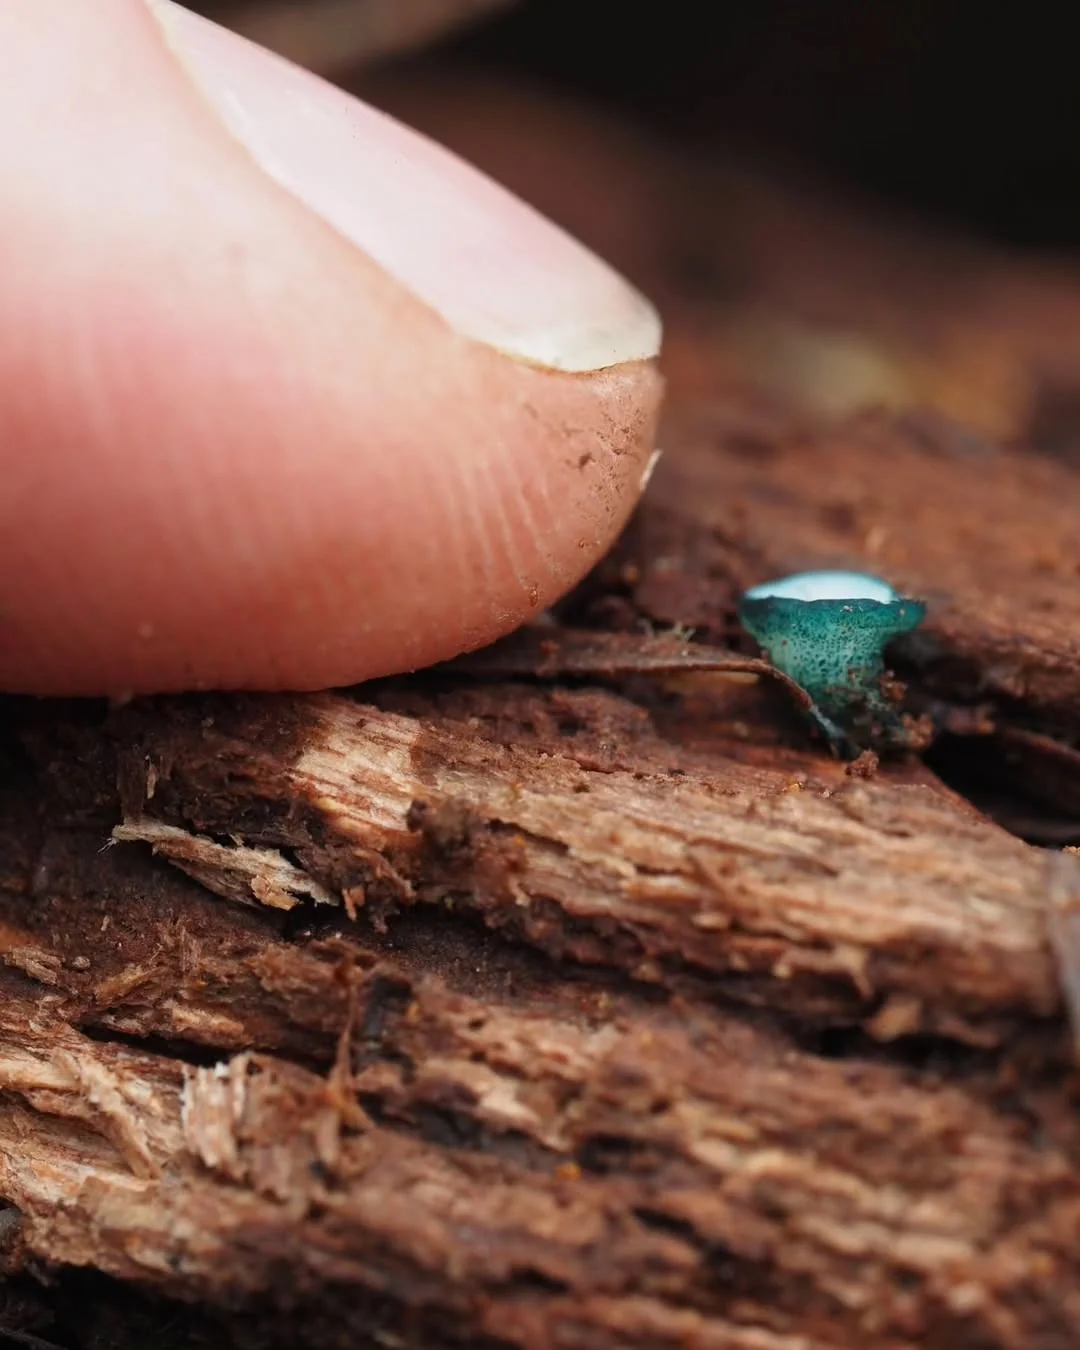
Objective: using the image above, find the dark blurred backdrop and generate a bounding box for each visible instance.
[445,2,1080,249]
[198,0,1080,249]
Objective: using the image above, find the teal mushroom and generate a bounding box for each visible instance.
[738,570,926,754]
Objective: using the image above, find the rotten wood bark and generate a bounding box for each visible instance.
[104,688,1054,1041]
[0,668,1077,1350]
[8,83,1080,1350]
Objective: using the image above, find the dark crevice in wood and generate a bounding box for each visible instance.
[77,1026,232,1073]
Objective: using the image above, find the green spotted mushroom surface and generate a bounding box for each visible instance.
[738,570,926,753]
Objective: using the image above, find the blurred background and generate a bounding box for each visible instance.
[188,0,1080,249]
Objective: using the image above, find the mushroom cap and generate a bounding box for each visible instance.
[738,570,926,701]
[742,570,899,604]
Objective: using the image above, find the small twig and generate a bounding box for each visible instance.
[446,626,816,713]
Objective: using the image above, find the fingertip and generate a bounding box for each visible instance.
[0,1,664,695]
[1,344,663,696]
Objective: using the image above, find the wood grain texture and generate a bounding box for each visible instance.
[106,687,1054,1040]
[0,663,1073,1349]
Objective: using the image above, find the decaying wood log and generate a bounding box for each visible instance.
[102,688,1055,1040]
[1,663,1078,1349]
[8,75,1080,1350]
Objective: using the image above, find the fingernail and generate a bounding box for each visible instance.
[148,1,662,373]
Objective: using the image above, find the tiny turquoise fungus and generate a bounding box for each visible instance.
[738,570,927,756]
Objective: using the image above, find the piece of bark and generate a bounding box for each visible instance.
[1,740,1080,1350]
[0,671,1075,1350]
[94,686,1055,1042]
